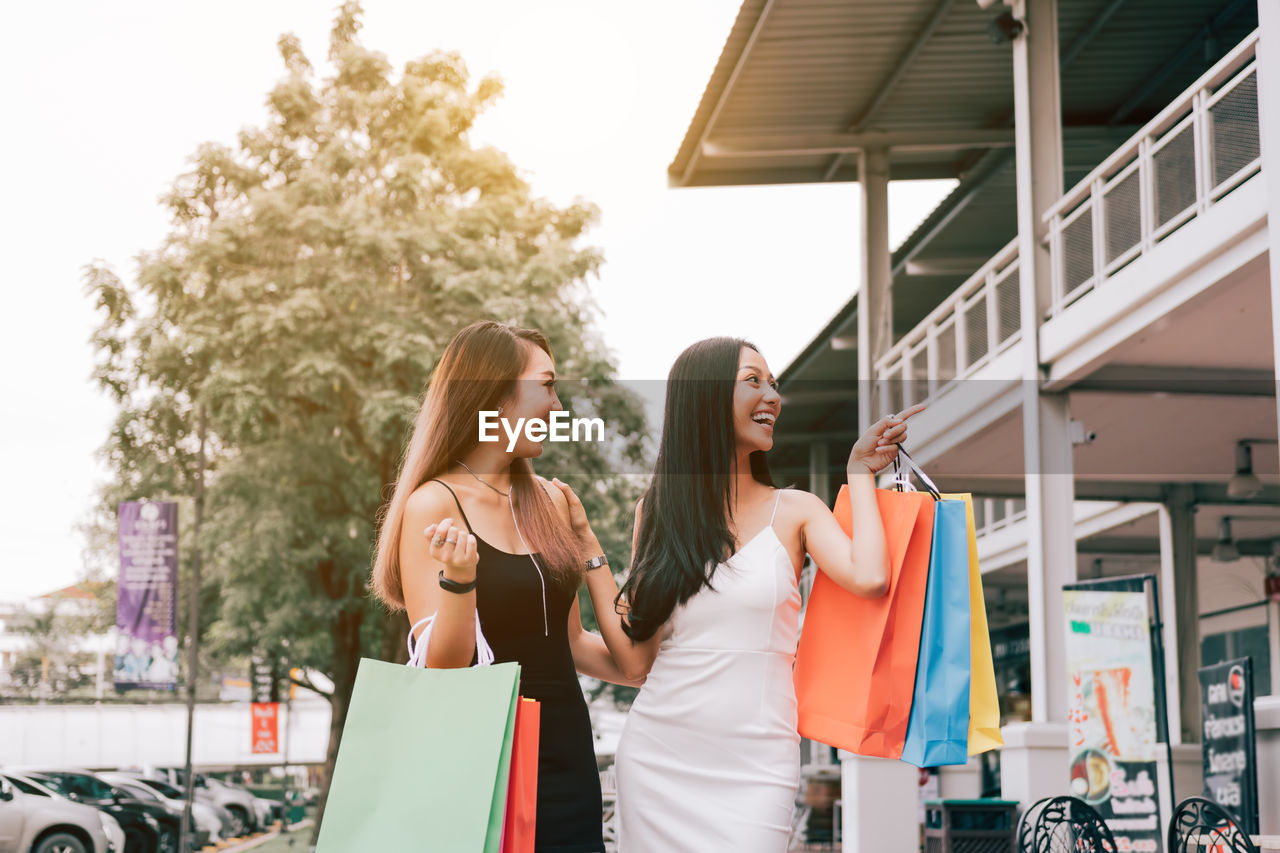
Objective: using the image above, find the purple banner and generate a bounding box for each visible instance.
[115,501,179,691]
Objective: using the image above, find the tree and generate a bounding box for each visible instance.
[85,3,647,838]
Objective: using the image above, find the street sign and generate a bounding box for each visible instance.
[1199,658,1259,834]
[252,702,280,754]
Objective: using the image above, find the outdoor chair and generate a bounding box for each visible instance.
[1017,796,1118,853]
[1167,796,1258,853]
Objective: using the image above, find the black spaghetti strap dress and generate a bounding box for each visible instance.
[430,480,604,853]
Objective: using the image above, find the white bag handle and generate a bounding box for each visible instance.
[891,445,941,499]
[406,611,495,669]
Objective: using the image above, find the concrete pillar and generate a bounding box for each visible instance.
[1011,0,1077,724]
[809,441,831,506]
[1271,595,1280,698]
[998,722,1069,809]
[1159,490,1200,745]
[1257,1,1280,438]
[857,147,892,434]
[839,752,918,853]
[1156,744,1205,824]
[1256,695,1280,835]
[937,759,982,800]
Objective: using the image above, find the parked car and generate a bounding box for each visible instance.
[93,777,211,850]
[109,776,234,841]
[183,779,258,836]
[151,773,255,838]
[24,773,177,853]
[249,797,281,830]
[0,775,123,853]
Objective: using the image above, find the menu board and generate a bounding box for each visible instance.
[1199,658,1258,834]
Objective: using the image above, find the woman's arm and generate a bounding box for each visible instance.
[549,482,661,683]
[566,596,646,687]
[401,484,481,669]
[799,405,924,598]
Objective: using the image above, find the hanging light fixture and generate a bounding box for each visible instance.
[1227,441,1264,500]
[1211,517,1240,562]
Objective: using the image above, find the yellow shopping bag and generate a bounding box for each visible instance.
[942,493,1003,755]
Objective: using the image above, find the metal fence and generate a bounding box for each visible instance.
[1045,31,1261,315]
[873,30,1262,412]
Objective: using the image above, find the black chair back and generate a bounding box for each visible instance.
[1016,796,1119,852]
[1168,796,1258,853]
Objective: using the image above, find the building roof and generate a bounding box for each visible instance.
[673,0,1259,487]
[37,582,101,601]
[670,0,1256,189]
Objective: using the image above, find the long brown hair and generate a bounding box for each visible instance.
[371,321,581,611]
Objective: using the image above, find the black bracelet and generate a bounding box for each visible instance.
[438,570,478,594]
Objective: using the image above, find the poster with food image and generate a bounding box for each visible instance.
[1063,588,1162,853]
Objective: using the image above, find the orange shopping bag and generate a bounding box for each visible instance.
[501,698,540,853]
[794,485,935,759]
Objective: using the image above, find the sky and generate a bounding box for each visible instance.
[0,1,954,601]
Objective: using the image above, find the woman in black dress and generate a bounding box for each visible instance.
[371,321,636,853]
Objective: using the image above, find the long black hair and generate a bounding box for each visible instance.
[618,337,773,641]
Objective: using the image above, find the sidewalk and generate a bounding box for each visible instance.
[203,820,314,853]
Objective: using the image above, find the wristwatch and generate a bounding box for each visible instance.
[438,570,478,594]
[584,554,609,571]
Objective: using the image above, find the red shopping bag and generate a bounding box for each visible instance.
[501,698,540,853]
[794,486,935,759]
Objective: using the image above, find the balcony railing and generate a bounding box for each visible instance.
[874,238,1022,416]
[873,33,1261,412]
[1045,31,1261,315]
[973,498,1027,539]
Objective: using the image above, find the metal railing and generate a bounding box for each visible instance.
[872,32,1261,407]
[972,498,1027,539]
[874,238,1022,415]
[1045,31,1261,315]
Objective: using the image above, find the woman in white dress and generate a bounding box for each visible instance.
[555,337,921,852]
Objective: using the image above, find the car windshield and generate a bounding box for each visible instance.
[5,776,49,797]
[118,782,161,802]
[138,778,184,799]
[30,774,74,797]
[40,773,116,801]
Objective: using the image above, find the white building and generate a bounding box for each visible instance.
[0,584,115,697]
[670,0,1280,847]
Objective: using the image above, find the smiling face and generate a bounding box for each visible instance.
[499,341,563,458]
[733,346,781,454]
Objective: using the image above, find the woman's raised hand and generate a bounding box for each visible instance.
[424,517,479,578]
[848,402,926,474]
[550,477,594,544]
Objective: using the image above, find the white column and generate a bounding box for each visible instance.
[1011,0,1076,725]
[1270,596,1280,698]
[1159,489,1200,745]
[840,752,920,853]
[809,441,831,505]
[1000,0,1078,811]
[999,722,1069,808]
[1008,0,1080,722]
[1258,1,1280,437]
[857,147,892,434]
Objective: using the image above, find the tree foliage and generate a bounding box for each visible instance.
[85,3,647,829]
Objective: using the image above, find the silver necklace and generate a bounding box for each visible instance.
[455,459,509,497]
[453,459,547,637]
[509,494,549,638]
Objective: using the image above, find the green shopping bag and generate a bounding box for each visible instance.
[315,657,521,852]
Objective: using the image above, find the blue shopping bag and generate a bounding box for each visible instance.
[900,497,972,767]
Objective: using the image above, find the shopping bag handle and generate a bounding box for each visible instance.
[891,444,941,500]
[406,610,495,668]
